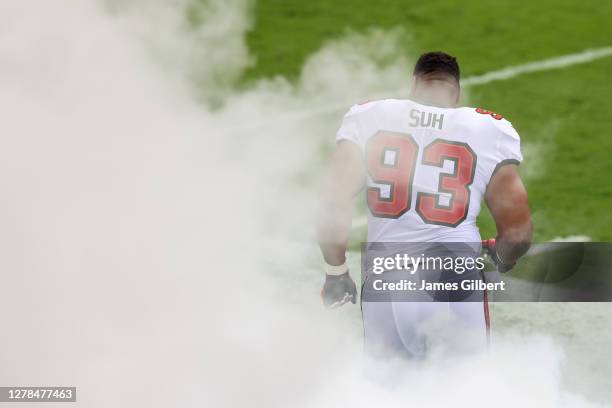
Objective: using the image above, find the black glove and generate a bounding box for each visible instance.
[482,238,515,273]
[321,272,357,309]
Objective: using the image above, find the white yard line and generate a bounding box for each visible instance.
[462,47,612,86]
[227,46,612,134]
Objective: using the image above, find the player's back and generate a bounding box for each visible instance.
[335,98,523,242]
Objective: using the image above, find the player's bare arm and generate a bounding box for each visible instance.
[316,140,365,308]
[317,140,365,264]
[484,164,533,271]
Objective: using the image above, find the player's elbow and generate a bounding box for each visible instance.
[500,216,533,253]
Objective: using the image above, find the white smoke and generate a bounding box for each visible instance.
[0,0,609,407]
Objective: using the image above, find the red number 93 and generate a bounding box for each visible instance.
[366,131,477,227]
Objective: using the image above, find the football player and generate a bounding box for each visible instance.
[317,52,532,358]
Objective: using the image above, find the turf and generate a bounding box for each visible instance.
[244,1,612,82]
[241,0,612,241]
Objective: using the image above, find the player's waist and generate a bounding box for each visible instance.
[366,222,480,242]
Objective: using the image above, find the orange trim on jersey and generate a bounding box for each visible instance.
[475,107,504,120]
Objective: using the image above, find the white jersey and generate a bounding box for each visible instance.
[336,98,522,242]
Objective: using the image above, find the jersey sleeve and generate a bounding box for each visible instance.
[335,105,361,145]
[487,118,523,180]
[335,102,378,146]
[496,120,523,164]
[478,116,523,185]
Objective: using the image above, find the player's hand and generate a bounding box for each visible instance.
[482,238,515,273]
[321,272,357,309]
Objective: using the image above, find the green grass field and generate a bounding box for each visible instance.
[241,0,612,241]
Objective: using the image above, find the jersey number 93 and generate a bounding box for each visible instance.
[366,131,477,227]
